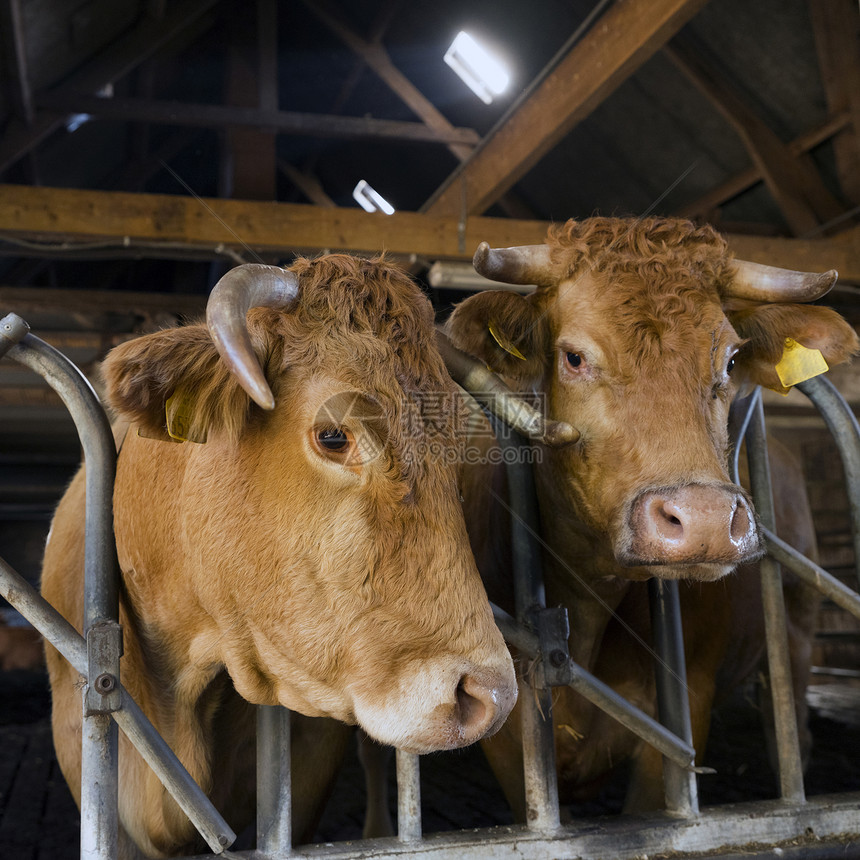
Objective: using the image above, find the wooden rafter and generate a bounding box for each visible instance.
[1,184,857,279]
[286,0,402,204]
[224,1,276,200]
[295,0,533,218]
[679,113,849,221]
[422,0,710,218]
[32,94,482,147]
[665,35,844,236]
[809,0,860,205]
[0,0,219,175]
[299,0,475,163]
[277,160,336,208]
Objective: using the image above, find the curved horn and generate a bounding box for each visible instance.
[473,241,555,287]
[206,263,300,410]
[728,260,838,303]
[435,330,579,447]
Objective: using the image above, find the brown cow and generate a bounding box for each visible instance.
[42,254,516,858]
[446,216,858,817]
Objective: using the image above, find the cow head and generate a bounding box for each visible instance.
[447,218,858,582]
[102,255,516,753]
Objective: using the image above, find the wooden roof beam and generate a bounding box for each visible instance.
[278,160,337,208]
[665,34,845,236]
[809,0,860,205]
[1,184,858,280]
[422,0,710,218]
[678,113,849,221]
[0,0,219,176]
[299,0,475,163]
[33,94,481,147]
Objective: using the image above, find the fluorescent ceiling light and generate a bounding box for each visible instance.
[444,31,510,105]
[427,261,533,293]
[65,113,91,133]
[353,180,395,214]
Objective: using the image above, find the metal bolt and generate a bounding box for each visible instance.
[548,649,567,668]
[94,672,116,694]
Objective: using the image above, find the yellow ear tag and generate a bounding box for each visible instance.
[775,338,829,388]
[165,390,207,444]
[488,320,527,361]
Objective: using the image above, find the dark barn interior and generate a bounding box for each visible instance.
[0,0,859,857]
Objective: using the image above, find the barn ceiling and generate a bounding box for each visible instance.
[0,0,859,523]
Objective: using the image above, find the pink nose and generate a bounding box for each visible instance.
[627,483,761,565]
[435,670,517,750]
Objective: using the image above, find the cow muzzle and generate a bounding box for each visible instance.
[621,483,762,572]
[352,654,517,754]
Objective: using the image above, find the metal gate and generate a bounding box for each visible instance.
[2,309,859,859]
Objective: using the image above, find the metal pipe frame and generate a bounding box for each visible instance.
[648,579,699,817]
[745,390,806,803]
[6,320,120,860]
[797,375,860,586]
[4,314,860,860]
[498,429,561,833]
[1,316,235,857]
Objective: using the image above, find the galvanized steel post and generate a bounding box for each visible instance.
[746,391,805,804]
[502,430,561,833]
[258,705,292,856]
[7,324,121,860]
[648,578,699,816]
[798,376,860,587]
[396,751,422,842]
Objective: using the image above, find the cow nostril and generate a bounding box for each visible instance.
[653,500,685,541]
[454,674,495,739]
[730,498,752,542]
[456,676,487,729]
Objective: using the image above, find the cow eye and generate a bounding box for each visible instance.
[316,427,350,452]
[565,351,582,369]
[726,356,736,374]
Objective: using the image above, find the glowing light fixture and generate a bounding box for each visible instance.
[444,31,510,105]
[352,180,395,214]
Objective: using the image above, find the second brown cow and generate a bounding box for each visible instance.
[447,216,858,816]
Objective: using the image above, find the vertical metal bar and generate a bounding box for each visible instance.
[80,714,119,860]
[798,375,860,587]
[519,679,560,831]
[649,578,699,817]
[501,428,560,832]
[8,329,121,860]
[746,391,805,804]
[396,750,421,842]
[0,555,236,855]
[257,705,291,856]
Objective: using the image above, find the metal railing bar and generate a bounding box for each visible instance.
[436,330,576,446]
[6,322,120,860]
[648,579,699,816]
[257,705,292,856]
[500,430,561,833]
[797,375,860,587]
[746,392,805,804]
[491,604,697,771]
[396,751,422,842]
[0,553,237,854]
[763,527,860,621]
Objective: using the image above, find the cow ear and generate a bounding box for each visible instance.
[101,323,265,442]
[726,302,859,393]
[446,291,548,382]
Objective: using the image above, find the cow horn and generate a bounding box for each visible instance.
[728,260,838,303]
[473,241,555,287]
[206,263,300,410]
[436,330,579,447]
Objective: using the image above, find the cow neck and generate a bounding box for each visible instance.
[532,454,630,671]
